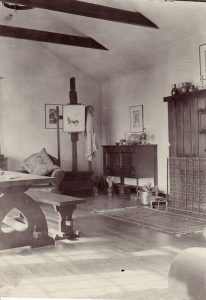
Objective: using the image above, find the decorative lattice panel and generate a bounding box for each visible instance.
[168,157,206,214]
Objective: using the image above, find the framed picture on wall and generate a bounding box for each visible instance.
[45,104,63,129]
[129,105,144,133]
[199,44,206,81]
[63,105,85,132]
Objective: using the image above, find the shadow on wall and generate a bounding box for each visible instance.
[7,158,21,171]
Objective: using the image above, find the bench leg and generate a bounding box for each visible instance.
[0,190,54,250]
[56,204,79,239]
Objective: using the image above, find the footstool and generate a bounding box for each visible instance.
[148,195,168,210]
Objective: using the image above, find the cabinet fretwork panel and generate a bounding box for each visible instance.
[168,157,206,213]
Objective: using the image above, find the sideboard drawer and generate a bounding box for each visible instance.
[105,167,121,176]
[120,167,136,178]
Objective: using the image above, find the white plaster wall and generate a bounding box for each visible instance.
[101,65,169,192]
[101,32,206,192]
[2,31,206,185]
[166,33,206,91]
[0,37,102,175]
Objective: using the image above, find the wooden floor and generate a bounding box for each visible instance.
[0,193,206,299]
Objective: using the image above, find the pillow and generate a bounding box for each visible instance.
[22,148,55,176]
[48,153,60,166]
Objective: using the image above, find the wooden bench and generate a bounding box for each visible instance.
[26,189,85,240]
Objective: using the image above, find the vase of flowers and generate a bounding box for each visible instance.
[138,183,152,206]
[106,176,114,196]
[139,191,149,205]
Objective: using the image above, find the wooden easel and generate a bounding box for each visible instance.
[69,77,79,171]
[55,77,81,170]
[56,77,93,196]
[56,105,61,166]
[69,77,93,172]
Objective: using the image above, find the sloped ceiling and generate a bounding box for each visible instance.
[0,0,206,79]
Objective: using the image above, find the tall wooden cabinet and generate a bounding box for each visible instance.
[103,145,158,185]
[164,89,206,214]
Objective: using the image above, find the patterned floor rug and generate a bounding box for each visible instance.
[94,206,206,235]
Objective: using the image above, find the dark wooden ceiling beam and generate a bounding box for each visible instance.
[0,0,158,28]
[0,24,108,50]
[174,0,206,2]
[175,0,206,2]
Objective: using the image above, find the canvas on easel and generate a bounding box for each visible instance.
[63,105,85,133]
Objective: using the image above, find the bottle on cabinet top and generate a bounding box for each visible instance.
[171,84,178,96]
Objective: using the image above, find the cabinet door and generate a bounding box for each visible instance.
[198,97,206,157]
[183,99,191,156]
[134,146,157,179]
[120,146,135,178]
[176,101,184,157]
[103,147,120,176]
[168,98,199,158]
[168,101,177,157]
[190,98,199,157]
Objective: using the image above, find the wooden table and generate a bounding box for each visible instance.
[0,171,56,250]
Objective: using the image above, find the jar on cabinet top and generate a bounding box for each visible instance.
[188,85,196,92]
[180,82,190,94]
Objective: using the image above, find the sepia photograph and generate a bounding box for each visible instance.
[45,104,63,129]
[130,105,144,133]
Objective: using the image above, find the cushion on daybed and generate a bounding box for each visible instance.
[22,148,58,176]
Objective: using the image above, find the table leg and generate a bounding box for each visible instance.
[56,204,79,239]
[0,190,54,250]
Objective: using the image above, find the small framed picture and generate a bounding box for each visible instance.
[130,105,144,133]
[45,104,63,129]
[199,110,206,133]
[199,44,206,81]
[63,105,85,132]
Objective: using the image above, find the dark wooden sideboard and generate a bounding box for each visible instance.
[0,155,8,170]
[103,145,158,186]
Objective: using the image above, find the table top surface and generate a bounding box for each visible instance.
[27,189,85,206]
[0,171,55,189]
